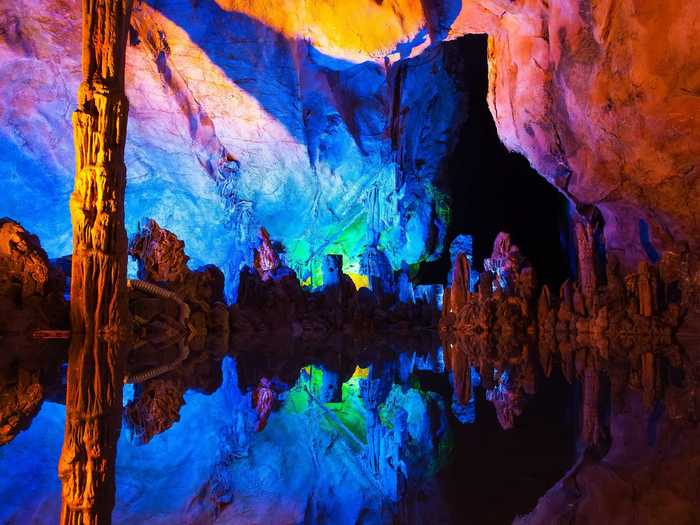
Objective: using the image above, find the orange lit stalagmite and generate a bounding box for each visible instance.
[58,1,133,524]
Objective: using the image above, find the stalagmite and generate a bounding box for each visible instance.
[637,261,657,317]
[253,227,281,281]
[478,271,493,299]
[450,253,471,311]
[58,1,133,523]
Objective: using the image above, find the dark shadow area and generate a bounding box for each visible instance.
[438,369,576,525]
[418,34,570,289]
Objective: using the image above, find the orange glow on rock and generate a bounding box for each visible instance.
[214,0,427,61]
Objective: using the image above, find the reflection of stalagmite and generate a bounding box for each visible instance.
[450,345,471,405]
[537,285,554,331]
[581,364,603,447]
[58,1,134,523]
[575,220,597,311]
[320,367,342,403]
[485,369,523,430]
[641,352,659,408]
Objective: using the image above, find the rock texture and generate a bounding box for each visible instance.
[0,0,478,298]
[0,218,68,338]
[450,0,700,269]
[0,367,43,446]
[0,219,68,446]
[2,1,697,285]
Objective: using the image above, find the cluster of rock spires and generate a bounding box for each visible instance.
[440,226,700,523]
[0,215,439,444]
[442,224,697,429]
[233,226,439,338]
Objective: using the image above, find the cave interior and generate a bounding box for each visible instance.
[0,1,698,524]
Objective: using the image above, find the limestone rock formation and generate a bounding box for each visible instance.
[454,1,700,269]
[442,229,694,438]
[232,230,436,337]
[129,218,228,310]
[125,219,230,443]
[439,225,698,522]
[0,218,68,337]
[129,219,190,283]
[1,218,51,299]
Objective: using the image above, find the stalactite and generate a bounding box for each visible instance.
[58,1,133,524]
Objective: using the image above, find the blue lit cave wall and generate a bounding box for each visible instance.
[0,0,469,298]
[0,357,452,524]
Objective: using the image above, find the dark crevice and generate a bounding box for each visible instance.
[417,35,570,289]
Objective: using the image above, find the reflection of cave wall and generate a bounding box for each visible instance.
[420,35,571,288]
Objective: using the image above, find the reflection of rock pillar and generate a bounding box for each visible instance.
[450,347,471,406]
[641,352,659,408]
[58,1,133,523]
[360,363,394,475]
[575,220,597,311]
[581,365,602,447]
[637,262,657,317]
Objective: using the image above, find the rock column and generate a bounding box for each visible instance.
[58,1,133,524]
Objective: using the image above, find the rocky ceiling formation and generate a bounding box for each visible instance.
[2,0,696,297]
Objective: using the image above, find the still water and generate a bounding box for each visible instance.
[0,336,574,524]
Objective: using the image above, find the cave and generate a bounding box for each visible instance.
[0,1,699,525]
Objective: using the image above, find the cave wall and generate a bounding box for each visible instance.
[0,0,472,299]
[451,0,700,269]
[1,0,697,285]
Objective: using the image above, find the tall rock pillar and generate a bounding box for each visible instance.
[58,1,133,523]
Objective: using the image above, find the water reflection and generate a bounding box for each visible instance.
[1,329,696,524]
